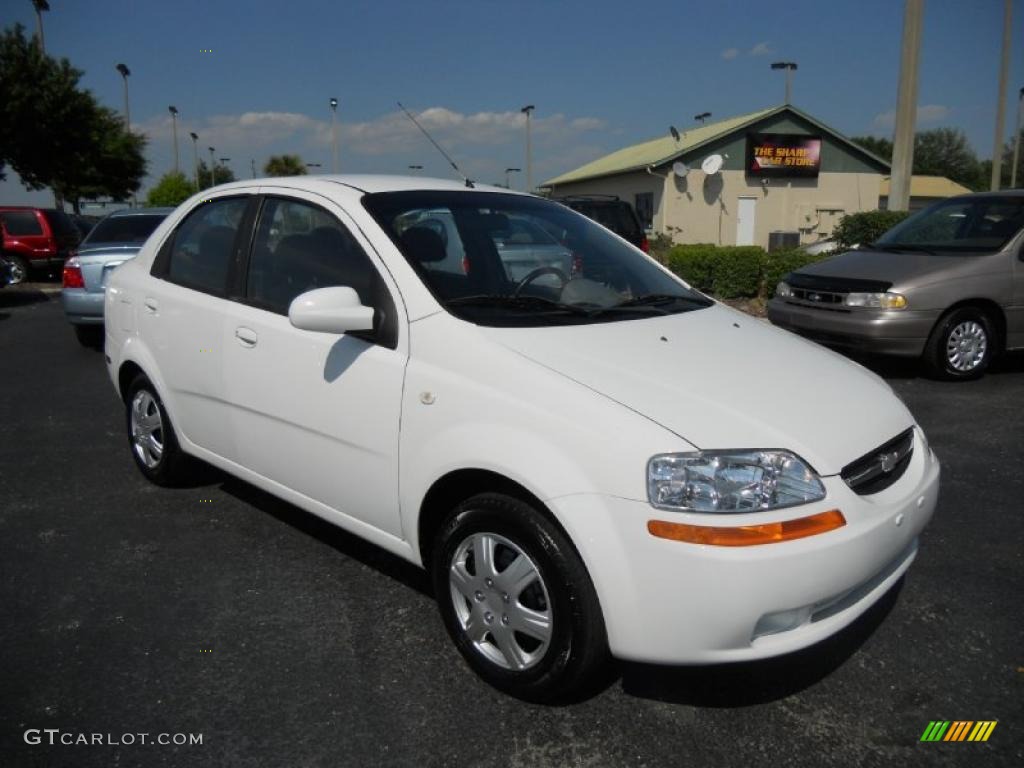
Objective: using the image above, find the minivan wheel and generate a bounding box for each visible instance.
[431,493,608,703]
[126,374,188,485]
[924,307,995,380]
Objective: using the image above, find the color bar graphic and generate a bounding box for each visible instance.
[920,721,997,742]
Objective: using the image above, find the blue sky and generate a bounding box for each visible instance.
[3,0,1023,204]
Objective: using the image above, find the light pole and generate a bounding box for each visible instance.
[306,163,322,174]
[889,0,923,211]
[251,158,257,178]
[694,112,711,125]
[189,132,199,188]
[521,105,535,192]
[32,0,49,53]
[1012,87,1023,188]
[329,97,339,173]
[115,63,131,130]
[168,106,180,174]
[408,164,423,174]
[208,147,216,185]
[220,157,231,180]
[504,167,521,189]
[770,62,798,104]
[991,0,1013,190]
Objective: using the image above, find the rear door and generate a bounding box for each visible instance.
[220,190,408,537]
[142,195,255,461]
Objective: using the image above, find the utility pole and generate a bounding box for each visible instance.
[32,0,49,53]
[505,167,521,189]
[991,0,1013,190]
[770,62,798,104]
[168,106,180,174]
[521,105,535,193]
[251,158,257,178]
[1012,87,1024,188]
[329,97,339,173]
[208,147,216,185]
[189,133,199,188]
[889,0,923,212]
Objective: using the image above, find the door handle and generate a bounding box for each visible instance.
[143,298,159,314]
[235,327,258,348]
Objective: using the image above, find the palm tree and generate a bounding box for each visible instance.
[263,154,307,177]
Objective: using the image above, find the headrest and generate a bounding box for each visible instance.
[401,227,447,263]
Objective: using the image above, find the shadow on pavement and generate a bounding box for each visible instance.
[618,578,903,707]
[219,475,432,598]
[832,349,1024,380]
[0,287,52,308]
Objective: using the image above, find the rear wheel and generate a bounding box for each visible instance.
[431,493,608,702]
[74,324,103,348]
[923,307,996,380]
[126,374,189,485]
[6,255,29,285]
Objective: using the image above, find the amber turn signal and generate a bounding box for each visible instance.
[647,509,846,546]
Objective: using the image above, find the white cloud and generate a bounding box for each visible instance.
[721,48,739,60]
[749,42,772,56]
[873,104,951,128]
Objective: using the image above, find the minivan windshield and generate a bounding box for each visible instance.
[363,190,710,326]
[875,195,1024,253]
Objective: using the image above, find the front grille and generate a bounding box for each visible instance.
[840,428,914,495]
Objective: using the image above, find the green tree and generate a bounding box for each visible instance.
[263,154,307,177]
[912,128,980,190]
[851,135,893,163]
[146,172,196,207]
[195,160,235,189]
[0,24,146,211]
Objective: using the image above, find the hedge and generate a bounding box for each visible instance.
[832,210,910,249]
[666,244,823,300]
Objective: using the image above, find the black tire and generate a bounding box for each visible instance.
[923,307,996,380]
[431,493,608,702]
[74,324,104,348]
[125,374,189,486]
[6,255,29,285]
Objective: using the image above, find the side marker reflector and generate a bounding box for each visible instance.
[647,509,846,546]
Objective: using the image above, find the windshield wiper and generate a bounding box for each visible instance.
[868,242,937,255]
[446,294,591,315]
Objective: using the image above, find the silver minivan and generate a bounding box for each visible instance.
[768,192,1024,379]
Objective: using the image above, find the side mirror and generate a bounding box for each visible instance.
[288,286,374,334]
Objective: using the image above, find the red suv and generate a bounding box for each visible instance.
[0,207,81,284]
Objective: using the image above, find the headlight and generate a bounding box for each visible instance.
[844,291,907,309]
[775,281,793,298]
[647,451,826,513]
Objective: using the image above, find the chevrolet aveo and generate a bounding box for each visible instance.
[105,176,939,701]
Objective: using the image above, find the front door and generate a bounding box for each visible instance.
[221,192,407,537]
[736,197,757,246]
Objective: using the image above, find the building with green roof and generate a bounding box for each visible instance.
[543,105,892,249]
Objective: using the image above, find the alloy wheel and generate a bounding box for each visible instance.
[946,320,987,372]
[130,390,164,468]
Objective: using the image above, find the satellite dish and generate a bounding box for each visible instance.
[701,154,724,175]
[672,161,689,177]
[669,126,681,142]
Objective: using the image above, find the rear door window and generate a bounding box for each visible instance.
[164,198,249,296]
[1,211,44,236]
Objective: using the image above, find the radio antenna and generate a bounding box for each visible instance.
[397,101,474,188]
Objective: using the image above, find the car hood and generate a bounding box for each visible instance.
[485,304,914,476]
[795,247,977,289]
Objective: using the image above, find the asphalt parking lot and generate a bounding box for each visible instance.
[1,286,1021,767]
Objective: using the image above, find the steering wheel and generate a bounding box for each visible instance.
[512,266,570,297]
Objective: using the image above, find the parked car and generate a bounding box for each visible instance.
[769,192,1024,379]
[552,195,649,253]
[62,208,173,346]
[72,214,101,238]
[0,207,81,284]
[799,237,840,256]
[106,176,938,702]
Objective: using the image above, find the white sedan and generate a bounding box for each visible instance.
[105,175,939,701]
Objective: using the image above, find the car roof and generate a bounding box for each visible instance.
[105,207,175,217]
[207,174,520,196]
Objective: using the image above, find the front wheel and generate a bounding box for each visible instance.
[431,493,608,702]
[923,307,996,380]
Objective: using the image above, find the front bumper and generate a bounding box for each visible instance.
[767,298,939,357]
[62,288,104,325]
[549,428,939,664]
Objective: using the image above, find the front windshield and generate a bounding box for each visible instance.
[363,190,710,326]
[876,196,1024,253]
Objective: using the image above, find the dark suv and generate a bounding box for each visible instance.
[0,207,82,284]
[553,195,648,253]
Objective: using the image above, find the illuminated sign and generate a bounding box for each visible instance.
[746,133,822,177]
